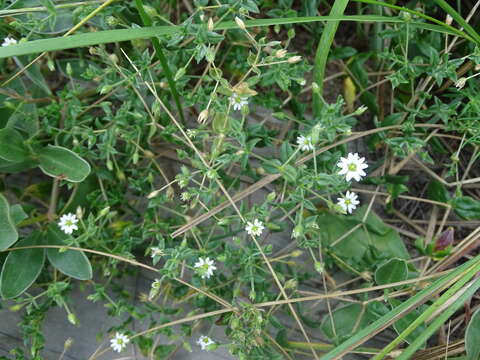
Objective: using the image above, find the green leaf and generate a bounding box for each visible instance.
[388,299,426,347]
[466,308,480,360]
[375,258,408,285]
[452,196,480,220]
[0,128,31,162]
[0,236,45,299]
[0,194,18,251]
[0,17,462,59]
[46,227,92,280]
[38,145,91,182]
[9,204,28,225]
[427,180,450,203]
[321,303,372,343]
[313,0,350,115]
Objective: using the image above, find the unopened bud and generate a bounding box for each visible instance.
[275,49,287,58]
[235,17,246,30]
[68,313,79,325]
[445,14,453,26]
[475,64,480,71]
[291,250,303,257]
[208,17,214,31]
[288,56,302,64]
[76,206,83,220]
[455,77,467,89]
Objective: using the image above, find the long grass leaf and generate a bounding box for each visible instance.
[321,255,480,360]
[312,0,350,116]
[0,16,463,60]
[133,0,185,123]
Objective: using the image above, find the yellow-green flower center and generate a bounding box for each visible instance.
[65,220,73,226]
[348,163,357,171]
[345,199,351,205]
[117,339,124,345]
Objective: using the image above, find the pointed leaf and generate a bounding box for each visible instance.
[0,236,45,299]
[46,227,92,280]
[38,145,91,182]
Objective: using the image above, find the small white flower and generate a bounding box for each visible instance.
[2,37,17,47]
[337,191,360,214]
[58,213,78,235]
[197,335,215,351]
[229,93,248,111]
[110,332,129,353]
[245,219,264,237]
[296,135,314,151]
[194,257,217,279]
[150,247,164,258]
[337,152,368,182]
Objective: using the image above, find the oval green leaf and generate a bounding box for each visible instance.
[0,128,31,162]
[375,258,408,285]
[0,194,18,251]
[38,145,91,183]
[0,236,45,299]
[46,227,92,280]
[466,308,480,360]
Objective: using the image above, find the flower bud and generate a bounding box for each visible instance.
[235,16,246,30]
[288,56,302,64]
[208,17,214,31]
[198,109,209,123]
[275,49,287,58]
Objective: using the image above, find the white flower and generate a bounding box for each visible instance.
[296,135,314,151]
[2,37,17,47]
[150,247,164,258]
[337,152,368,182]
[110,332,129,353]
[197,335,215,351]
[337,191,360,214]
[194,257,217,279]
[229,93,248,111]
[245,219,264,237]
[58,213,78,235]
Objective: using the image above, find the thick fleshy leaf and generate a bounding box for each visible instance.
[466,308,480,360]
[0,237,45,299]
[0,194,18,251]
[0,128,31,162]
[46,227,92,280]
[38,145,91,182]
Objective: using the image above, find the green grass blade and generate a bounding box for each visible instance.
[321,255,480,360]
[353,0,473,42]
[133,0,185,124]
[312,0,350,117]
[373,260,480,359]
[396,277,480,360]
[0,16,463,60]
[434,0,480,44]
